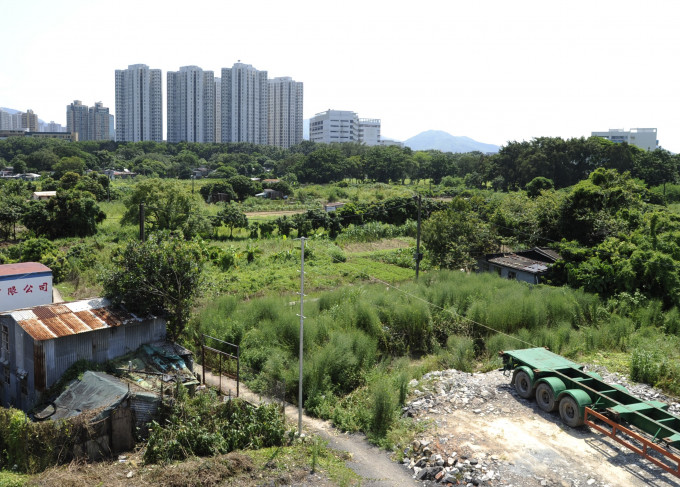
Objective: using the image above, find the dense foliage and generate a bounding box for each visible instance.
[2,135,679,188]
[144,387,287,464]
[102,232,205,340]
[0,407,99,473]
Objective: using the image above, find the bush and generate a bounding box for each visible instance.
[445,335,475,372]
[630,348,663,385]
[369,380,395,439]
[144,388,287,464]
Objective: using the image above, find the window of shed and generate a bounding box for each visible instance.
[21,377,27,395]
[4,367,9,385]
[1,325,7,352]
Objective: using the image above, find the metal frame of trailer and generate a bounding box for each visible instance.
[501,347,680,478]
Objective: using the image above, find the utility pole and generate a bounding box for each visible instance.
[139,203,145,241]
[297,237,306,435]
[415,194,422,280]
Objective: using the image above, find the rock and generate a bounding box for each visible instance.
[126,471,134,478]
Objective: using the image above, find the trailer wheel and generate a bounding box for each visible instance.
[514,370,533,399]
[559,395,584,427]
[536,383,557,412]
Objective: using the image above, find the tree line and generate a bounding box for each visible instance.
[2,135,679,189]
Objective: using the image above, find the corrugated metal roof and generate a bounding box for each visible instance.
[11,298,141,342]
[488,254,550,274]
[0,262,52,277]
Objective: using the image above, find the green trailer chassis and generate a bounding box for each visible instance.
[502,347,680,478]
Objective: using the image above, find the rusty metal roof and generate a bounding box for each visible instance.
[0,262,52,277]
[7,298,142,341]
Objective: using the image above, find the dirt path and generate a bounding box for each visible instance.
[195,365,417,487]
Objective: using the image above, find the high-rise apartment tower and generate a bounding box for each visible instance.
[114,64,163,142]
[167,66,215,143]
[221,63,268,144]
[268,77,303,148]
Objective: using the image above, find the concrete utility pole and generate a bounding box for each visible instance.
[297,237,306,435]
[415,195,423,279]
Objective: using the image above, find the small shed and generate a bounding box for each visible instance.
[324,202,345,212]
[36,371,159,458]
[0,297,166,411]
[477,247,561,284]
[32,191,57,201]
[255,188,284,200]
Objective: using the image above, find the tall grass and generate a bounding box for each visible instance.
[195,268,680,438]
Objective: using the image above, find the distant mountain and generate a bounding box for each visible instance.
[404,130,499,153]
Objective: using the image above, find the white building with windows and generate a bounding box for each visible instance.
[89,102,111,141]
[309,110,359,144]
[591,128,658,151]
[214,77,221,143]
[379,138,404,148]
[66,101,110,141]
[66,100,90,141]
[167,66,215,143]
[114,64,163,142]
[221,63,268,144]
[359,118,380,146]
[268,77,303,149]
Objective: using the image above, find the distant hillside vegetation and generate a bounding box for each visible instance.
[405,130,499,153]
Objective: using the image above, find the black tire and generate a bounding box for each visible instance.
[559,395,585,427]
[514,370,533,399]
[535,382,557,412]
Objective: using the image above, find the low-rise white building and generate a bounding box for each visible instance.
[591,128,658,151]
[310,110,359,144]
[358,118,380,146]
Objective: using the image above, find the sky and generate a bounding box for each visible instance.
[2,0,679,152]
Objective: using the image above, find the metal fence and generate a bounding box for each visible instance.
[201,334,240,397]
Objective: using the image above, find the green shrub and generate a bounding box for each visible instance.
[144,389,287,464]
[630,348,663,385]
[664,307,680,335]
[445,335,475,372]
[369,380,395,439]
